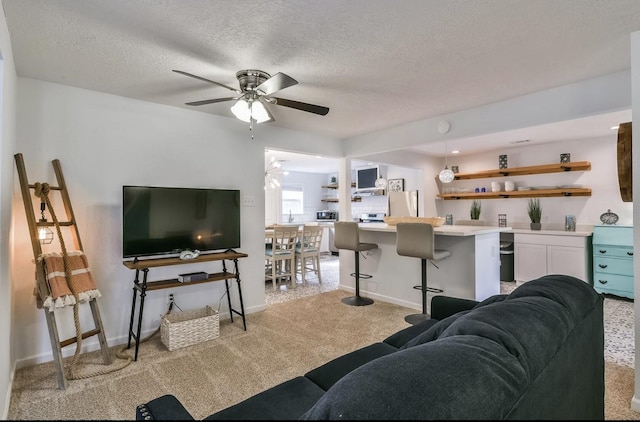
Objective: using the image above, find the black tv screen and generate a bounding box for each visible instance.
[122,185,241,258]
[357,167,379,189]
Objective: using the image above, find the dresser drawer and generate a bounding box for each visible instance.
[593,225,633,246]
[593,246,634,259]
[593,256,633,276]
[593,273,634,299]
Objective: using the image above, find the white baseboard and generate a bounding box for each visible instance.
[630,394,640,413]
[338,284,420,310]
[2,360,16,419]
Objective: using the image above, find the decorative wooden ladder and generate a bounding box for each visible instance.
[14,153,112,389]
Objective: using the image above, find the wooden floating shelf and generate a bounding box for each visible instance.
[322,182,356,189]
[437,188,592,200]
[442,161,591,181]
[321,197,362,202]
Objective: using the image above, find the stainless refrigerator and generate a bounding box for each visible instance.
[388,191,419,217]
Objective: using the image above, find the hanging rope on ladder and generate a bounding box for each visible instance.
[32,180,173,381]
[33,182,135,379]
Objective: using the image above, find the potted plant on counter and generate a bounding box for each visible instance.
[528,198,542,230]
[470,200,481,220]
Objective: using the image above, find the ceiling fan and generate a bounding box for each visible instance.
[172,69,330,126]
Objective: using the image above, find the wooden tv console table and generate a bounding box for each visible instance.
[123,250,248,361]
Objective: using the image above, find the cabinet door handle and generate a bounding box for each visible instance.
[598,264,608,269]
[598,280,608,284]
[627,251,634,256]
[599,250,607,254]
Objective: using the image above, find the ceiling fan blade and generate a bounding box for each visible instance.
[185,97,236,106]
[272,97,329,116]
[256,72,298,95]
[173,70,239,92]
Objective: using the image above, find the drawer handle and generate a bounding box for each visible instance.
[628,252,634,256]
[599,250,607,254]
[598,264,608,269]
[598,280,608,285]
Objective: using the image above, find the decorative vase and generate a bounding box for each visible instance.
[530,222,541,230]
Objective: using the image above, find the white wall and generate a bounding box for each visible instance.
[0,4,17,418]
[11,77,342,369]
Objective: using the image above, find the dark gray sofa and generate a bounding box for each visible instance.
[136,274,604,420]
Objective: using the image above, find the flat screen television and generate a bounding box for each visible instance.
[122,185,241,258]
[356,166,379,189]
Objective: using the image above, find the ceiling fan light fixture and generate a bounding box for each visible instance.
[231,98,273,123]
[231,98,271,123]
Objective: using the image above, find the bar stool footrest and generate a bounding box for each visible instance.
[350,272,373,279]
[412,285,443,294]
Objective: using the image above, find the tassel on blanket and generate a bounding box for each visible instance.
[38,251,101,312]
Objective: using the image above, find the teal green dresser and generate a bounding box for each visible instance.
[592,225,633,299]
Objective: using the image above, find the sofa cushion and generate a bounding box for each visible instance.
[301,336,527,420]
[436,296,573,381]
[430,295,481,320]
[204,376,325,420]
[506,274,599,321]
[304,342,397,390]
[382,319,439,348]
[400,310,470,349]
[399,294,507,350]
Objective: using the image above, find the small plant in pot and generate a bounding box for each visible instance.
[470,200,481,220]
[528,198,542,230]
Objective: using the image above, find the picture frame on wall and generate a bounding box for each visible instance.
[388,178,405,192]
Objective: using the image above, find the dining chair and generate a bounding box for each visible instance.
[295,225,324,286]
[265,225,299,290]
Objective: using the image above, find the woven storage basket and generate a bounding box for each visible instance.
[161,305,219,351]
[383,216,446,226]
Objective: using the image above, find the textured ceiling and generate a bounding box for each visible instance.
[3,0,640,153]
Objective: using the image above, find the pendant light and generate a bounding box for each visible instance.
[375,176,387,190]
[438,139,455,183]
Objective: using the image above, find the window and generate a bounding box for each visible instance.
[282,183,304,214]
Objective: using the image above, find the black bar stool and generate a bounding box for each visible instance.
[396,222,451,324]
[334,221,378,306]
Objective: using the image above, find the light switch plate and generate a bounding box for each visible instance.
[242,195,256,207]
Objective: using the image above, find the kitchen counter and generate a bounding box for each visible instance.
[338,223,512,310]
[359,223,509,236]
[507,228,592,237]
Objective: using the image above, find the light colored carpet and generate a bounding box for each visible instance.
[8,289,411,420]
[9,266,639,419]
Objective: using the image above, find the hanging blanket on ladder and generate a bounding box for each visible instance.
[38,251,101,311]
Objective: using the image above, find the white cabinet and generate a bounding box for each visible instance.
[514,243,547,281]
[514,233,592,284]
[320,227,330,253]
